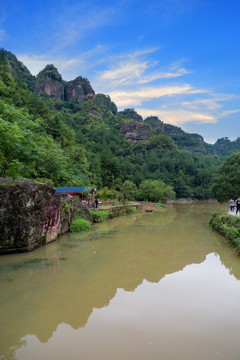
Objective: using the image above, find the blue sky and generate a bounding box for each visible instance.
[0,0,239,143]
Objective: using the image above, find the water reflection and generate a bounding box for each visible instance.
[1,203,240,359]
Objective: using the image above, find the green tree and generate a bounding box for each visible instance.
[212,152,240,202]
[147,134,176,152]
[137,179,175,203]
[0,100,41,178]
[97,187,117,201]
[120,180,137,203]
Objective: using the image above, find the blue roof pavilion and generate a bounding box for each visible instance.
[55,187,96,200]
[56,186,95,194]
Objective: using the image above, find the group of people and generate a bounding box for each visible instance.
[229,198,240,214]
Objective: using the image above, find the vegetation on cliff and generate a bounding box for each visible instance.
[1,48,240,200]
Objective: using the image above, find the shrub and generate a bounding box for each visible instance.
[209,212,240,251]
[70,216,91,232]
[97,187,117,200]
[90,209,110,223]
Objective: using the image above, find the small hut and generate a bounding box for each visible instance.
[55,186,96,203]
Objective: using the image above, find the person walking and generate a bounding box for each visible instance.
[230,199,235,211]
[95,198,99,209]
[236,198,240,215]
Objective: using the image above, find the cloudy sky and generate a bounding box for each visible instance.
[0,0,239,143]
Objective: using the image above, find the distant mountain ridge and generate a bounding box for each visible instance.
[0,47,239,159]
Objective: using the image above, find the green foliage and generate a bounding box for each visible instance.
[97,187,117,200]
[209,213,240,252]
[119,180,137,204]
[212,152,240,202]
[0,99,42,178]
[1,49,238,200]
[125,206,137,213]
[37,64,63,82]
[70,216,91,232]
[94,94,117,115]
[147,134,176,152]
[118,108,143,122]
[90,209,111,223]
[137,179,175,203]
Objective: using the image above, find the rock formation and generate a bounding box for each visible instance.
[65,76,95,104]
[0,178,73,254]
[121,121,153,142]
[35,64,64,100]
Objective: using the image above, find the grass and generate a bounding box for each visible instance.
[155,203,166,211]
[209,212,240,252]
[70,216,91,232]
[90,209,111,223]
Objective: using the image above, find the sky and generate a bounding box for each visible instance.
[0,0,239,144]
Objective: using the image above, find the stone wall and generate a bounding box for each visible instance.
[0,178,73,254]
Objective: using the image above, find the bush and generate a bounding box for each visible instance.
[90,209,110,223]
[137,179,175,203]
[209,212,240,251]
[97,187,117,200]
[70,216,91,232]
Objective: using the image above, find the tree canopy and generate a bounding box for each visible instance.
[212,152,240,202]
[1,49,240,201]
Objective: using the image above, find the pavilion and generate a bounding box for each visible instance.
[55,186,96,201]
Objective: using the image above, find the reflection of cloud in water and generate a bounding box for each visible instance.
[14,253,240,360]
[0,203,240,357]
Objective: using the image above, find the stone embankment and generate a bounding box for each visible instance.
[0,178,73,254]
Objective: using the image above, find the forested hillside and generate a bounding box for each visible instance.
[0,48,240,199]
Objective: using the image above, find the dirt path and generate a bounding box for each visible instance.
[226,210,240,216]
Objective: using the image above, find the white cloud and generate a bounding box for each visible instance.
[17,54,80,77]
[17,45,107,79]
[109,84,207,107]
[219,109,240,118]
[136,108,217,126]
[139,68,190,84]
[182,99,222,111]
[97,48,189,89]
[101,60,148,81]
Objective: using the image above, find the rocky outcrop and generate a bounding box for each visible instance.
[121,121,152,142]
[35,65,64,100]
[191,133,204,143]
[65,76,95,104]
[35,67,95,105]
[0,178,73,254]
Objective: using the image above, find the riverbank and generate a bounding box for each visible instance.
[209,212,240,253]
[70,202,160,232]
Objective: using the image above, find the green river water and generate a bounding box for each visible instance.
[1,202,240,360]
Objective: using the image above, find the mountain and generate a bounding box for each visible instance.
[0,48,36,90]
[0,48,240,199]
[35,65,95,105]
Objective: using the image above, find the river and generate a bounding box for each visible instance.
[1,202,240,360]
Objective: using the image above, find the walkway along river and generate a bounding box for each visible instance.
[1,202,240,360]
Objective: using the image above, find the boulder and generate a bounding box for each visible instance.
[0,178,73,254]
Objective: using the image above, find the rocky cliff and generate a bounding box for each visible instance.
[35,64,65,100]
[65,76,95,104]
[35,66,95,104]
[0,178,73,254]
[121,121,153,142]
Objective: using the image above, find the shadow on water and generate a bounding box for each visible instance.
[0,202,240,358]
